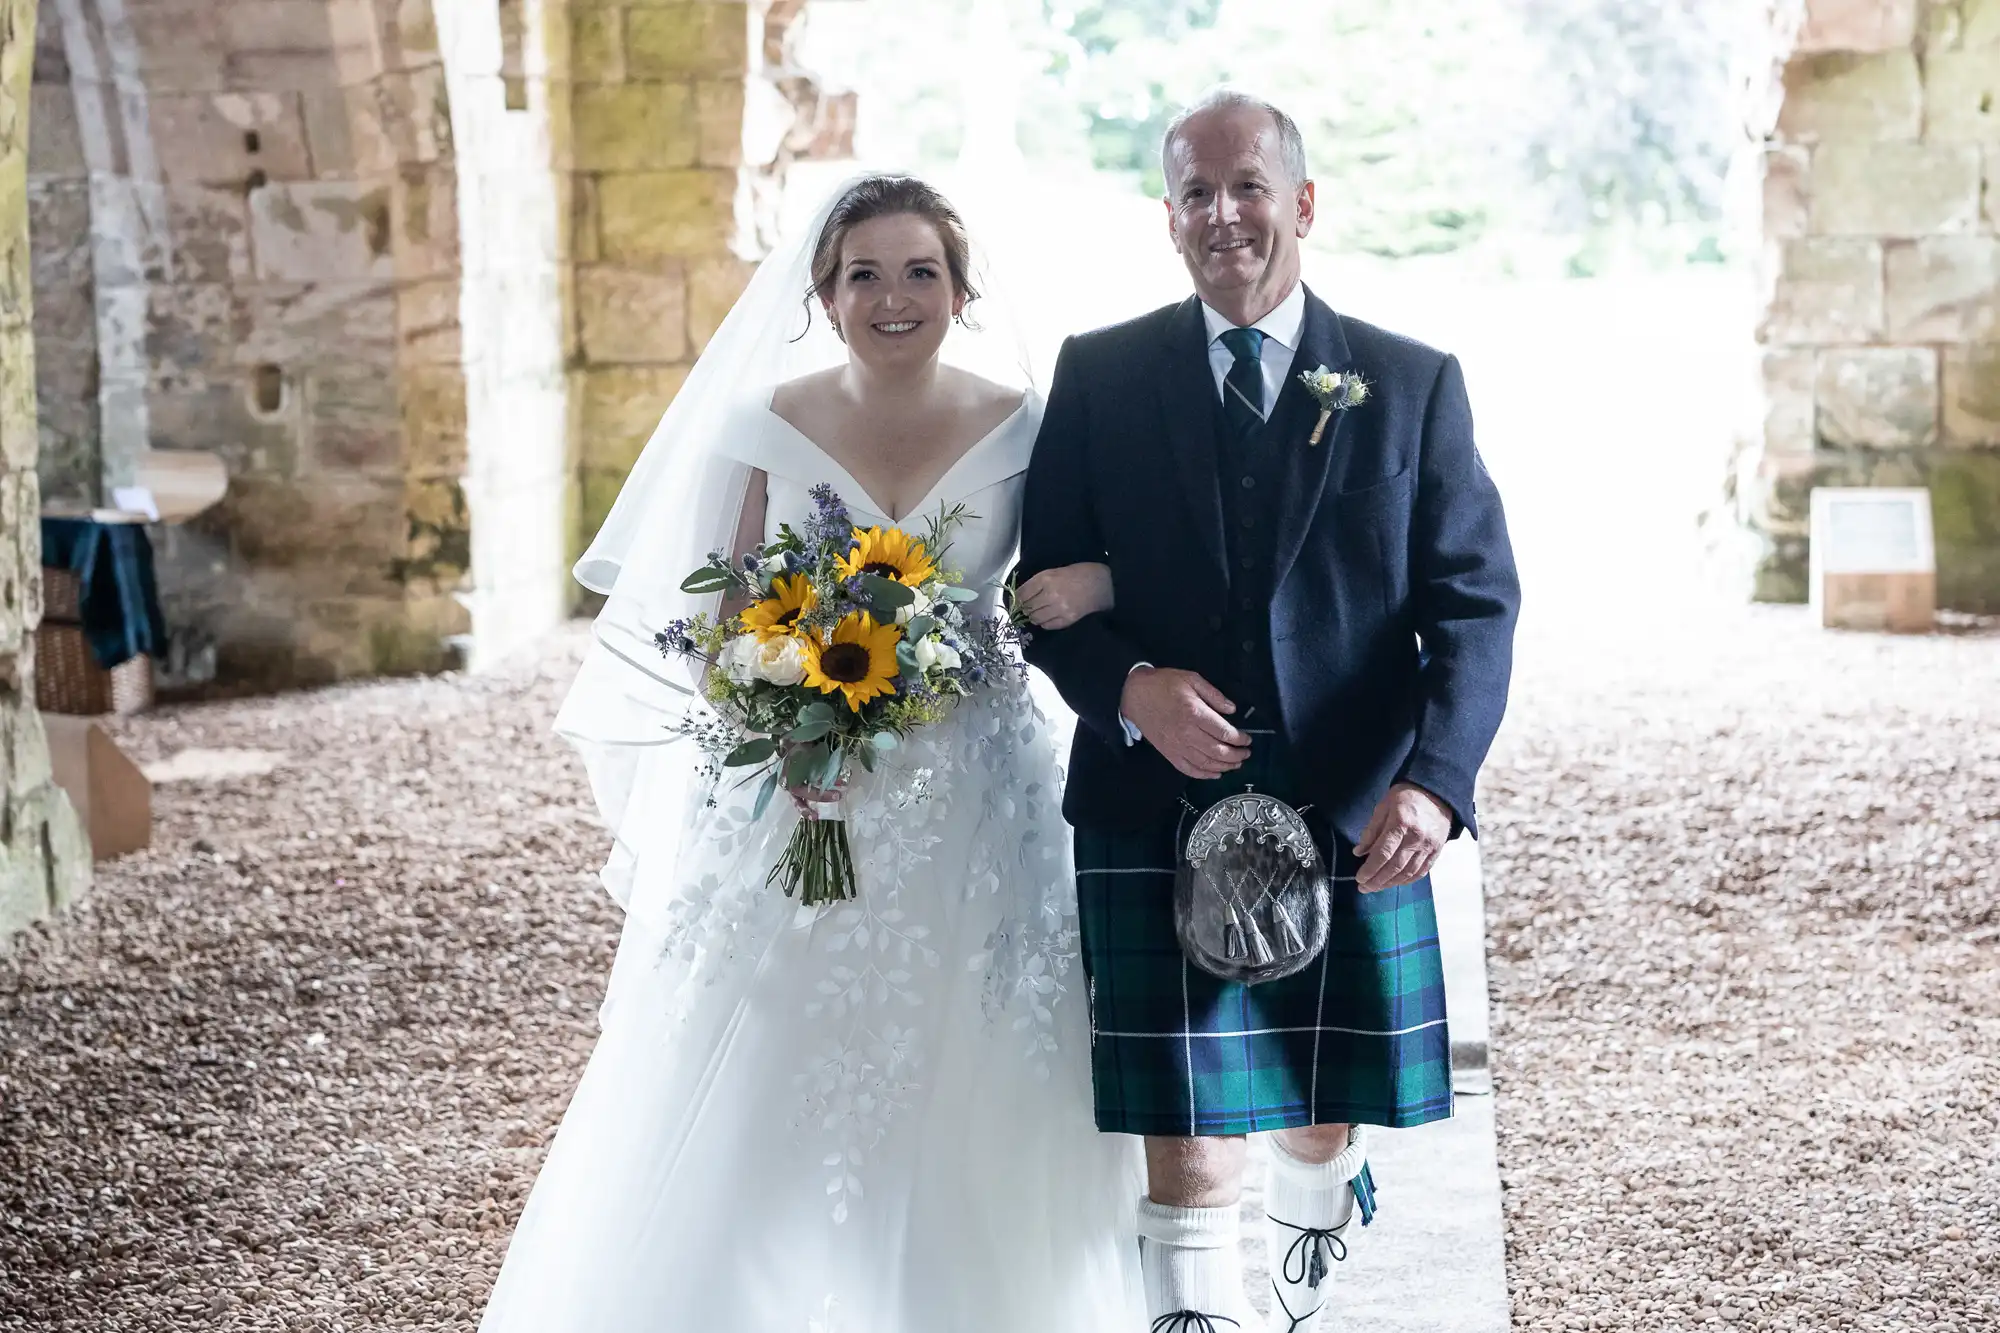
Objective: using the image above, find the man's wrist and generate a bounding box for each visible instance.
[1393,781,1458,836]
[1117,661,1155,746]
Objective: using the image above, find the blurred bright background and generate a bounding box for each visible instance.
[780,0,1763,619]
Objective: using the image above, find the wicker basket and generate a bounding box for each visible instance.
[35,567,155,716]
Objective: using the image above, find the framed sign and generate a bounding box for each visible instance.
[1809,487,1935,633]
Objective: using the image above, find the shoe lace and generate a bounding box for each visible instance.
[1272,1214,1349,1289]
[1150,1313,1241,1332]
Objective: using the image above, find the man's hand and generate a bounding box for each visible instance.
[1355,783,1453,892]
[1119,667,1250,779]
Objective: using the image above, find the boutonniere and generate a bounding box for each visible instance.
[1299,365,1369,445]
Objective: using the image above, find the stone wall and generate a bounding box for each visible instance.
[1,0,92,942]
[23,5,92,508]
[1740,0,2000,610]
[15,0,850,693]
[23,0,478,686]
[564,0,852,554]
[564,0,762,553]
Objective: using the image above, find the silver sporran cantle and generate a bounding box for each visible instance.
[1174,791,1332,985]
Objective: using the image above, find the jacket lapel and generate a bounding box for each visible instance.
[1156,296,1229,578]
[1269,288,1355,590]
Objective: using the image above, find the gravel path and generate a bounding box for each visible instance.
[1483,601,1999,1333]
[1,645,615,1330]
[1,605,1994,1330]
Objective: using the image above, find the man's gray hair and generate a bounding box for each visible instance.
[1160,87,1310,195]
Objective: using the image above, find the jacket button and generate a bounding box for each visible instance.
[1240,476,1256,489]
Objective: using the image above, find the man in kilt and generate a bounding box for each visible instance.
[1015,88,1519,1331]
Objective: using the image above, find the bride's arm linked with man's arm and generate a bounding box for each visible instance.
[1016,337,1252,784]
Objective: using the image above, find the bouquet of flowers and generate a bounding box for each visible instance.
[657,484,1022,905]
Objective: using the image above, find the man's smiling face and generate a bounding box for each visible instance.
[1164,104,1315,318]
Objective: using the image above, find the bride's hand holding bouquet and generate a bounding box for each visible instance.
[657,482,1019,905]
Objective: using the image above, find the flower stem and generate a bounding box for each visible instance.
[769,815,858,905]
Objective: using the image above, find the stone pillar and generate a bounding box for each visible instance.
[565,0,760,555]
[562,0,852,558]
[24,1,95,509]
[1,0,91,943]
[435,0,573,670]
[1739,0,2000,610]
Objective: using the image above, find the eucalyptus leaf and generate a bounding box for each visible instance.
[859,573,917,609]
[856,744,878,774]
[724,737,777,767]
[905,615,937,641]
[798,700,836,724]
[752,770,780,821]
[680,568,738,595]
[871,731,899,752]
[935,584,979,603]
[789,718,834,744]
[817,746,845,791]
[784,743,825,788]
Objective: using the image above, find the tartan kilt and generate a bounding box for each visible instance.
[1072,741,1452,1137]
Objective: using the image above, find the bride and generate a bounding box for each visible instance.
[477,175,1147,1331]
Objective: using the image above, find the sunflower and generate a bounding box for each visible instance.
[801,612,903,709]
[740,573,818,639]
[835,526,938,588]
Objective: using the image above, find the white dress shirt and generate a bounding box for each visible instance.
[1201,281,1306,420]
[1120,283,1309,744]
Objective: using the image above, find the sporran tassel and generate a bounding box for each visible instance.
[1271,900,1306,956]
[1222,902,1247,961]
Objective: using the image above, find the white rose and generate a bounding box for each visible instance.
[912,636,961,673]
[895,588,935,626]
[719,634,758,684]
[760,554,788,579]
[750,633,808,686]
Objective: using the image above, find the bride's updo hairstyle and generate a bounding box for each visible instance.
[804,175,983,334]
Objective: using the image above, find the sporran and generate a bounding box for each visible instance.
[1173,790,1332,985]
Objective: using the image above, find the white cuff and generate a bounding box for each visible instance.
[1119,661,1154,746]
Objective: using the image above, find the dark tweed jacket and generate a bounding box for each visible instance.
[1016,286,1520,842]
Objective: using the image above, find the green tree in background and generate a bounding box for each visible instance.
[815,0,1742,271]
[1033,1,1223,189]
[1512,0,1741,270]
[1027,0,1512,258]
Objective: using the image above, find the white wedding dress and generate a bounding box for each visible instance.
[478,396,1146,1333]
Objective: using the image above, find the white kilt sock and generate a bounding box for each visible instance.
[1136,1196,1256,1330]
[1262,1128,1369,1332]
